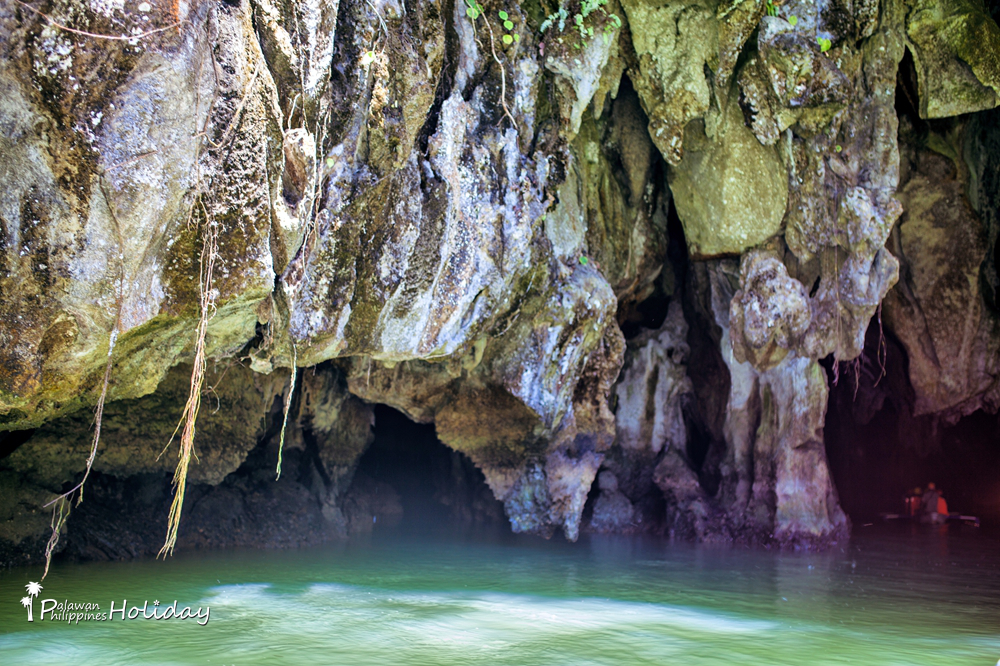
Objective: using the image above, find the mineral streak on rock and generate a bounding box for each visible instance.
[1,0,1000,563]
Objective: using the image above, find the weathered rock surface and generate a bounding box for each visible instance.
[729,250,811,370]
[607,262,848,545]
[2,0,1000,564]
[884,121,1000,421]
[342,259,624,540]
[589,469,635,532]
[733,0,905,367]
[905,0,1000,119]
[594,300,691,533]
[719,260,849,545]
[0,0,281,429]
[620,0,716,165]
[563,82,669,305]
[968,107,1000,317]
[4,362,276,491]
[667,94,788,259]
[613,301,691,460]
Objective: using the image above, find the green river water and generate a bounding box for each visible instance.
[1,524,997,665]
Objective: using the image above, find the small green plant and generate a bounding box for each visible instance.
[541,0,621,47]
[541,6,569,32]
[765,0,777,17]
[818,36,832,52]
[499,10,520,44]
[465,2,520,47]
[787,14,797,26]
[462,0,518,127]
[834,144,843,153]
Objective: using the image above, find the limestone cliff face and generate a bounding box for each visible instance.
[1,0,999,562]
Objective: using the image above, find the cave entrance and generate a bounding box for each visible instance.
[346,405,505,533]
[824,327,1000,526]
[827,398,1000,526]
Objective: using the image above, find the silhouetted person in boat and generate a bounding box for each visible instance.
[905,487,922,517]
[921,483,939,512]
[936,492,949,519]
[921,483,947,524]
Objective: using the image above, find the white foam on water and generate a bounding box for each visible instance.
[3,580,998,666]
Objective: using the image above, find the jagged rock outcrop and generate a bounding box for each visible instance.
[620,0,716,165]
[589,469,635,532]
[562,81,669,306]
[667,93,788,258]
[0,0,631,551]
[729,0,905,368]
[596,301,693,533]
[716,258,848,546]
[604,262,847,545]
[614,302,691,461]
[341,260,624,540]
[615,0,912,546]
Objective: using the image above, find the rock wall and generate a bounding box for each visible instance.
[884,114,1000,422]
[1,0,999,563]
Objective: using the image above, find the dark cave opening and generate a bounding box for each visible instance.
[54,402,510,562]
[0,428,34,461]
[346,405,505,533]
[615,74,675,341]
[664,183,729,489]
[824,324,1000,526]
[617,283,672,340]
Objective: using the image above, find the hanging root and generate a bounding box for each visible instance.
[275,343,297,480]
[41,497,70,581]
[874,302,887,386]
[41,324,117,512]
[159,206,218,558]
[38,344,113,579]
[851,357,861,401]
[468,10,517,130]
[829,245,844,388]
[39,179,125,578]
[483,19,517,130]
[14,0,182,41]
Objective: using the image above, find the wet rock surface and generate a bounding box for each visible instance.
[884,118,1000,421]
[1,0,1000,565]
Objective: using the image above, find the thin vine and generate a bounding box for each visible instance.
[464,0,518,128]
[14,0,182,41]
[275,343,297,480]
[38,177,127,579]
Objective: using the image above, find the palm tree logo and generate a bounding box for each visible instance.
[22,582,42,622]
